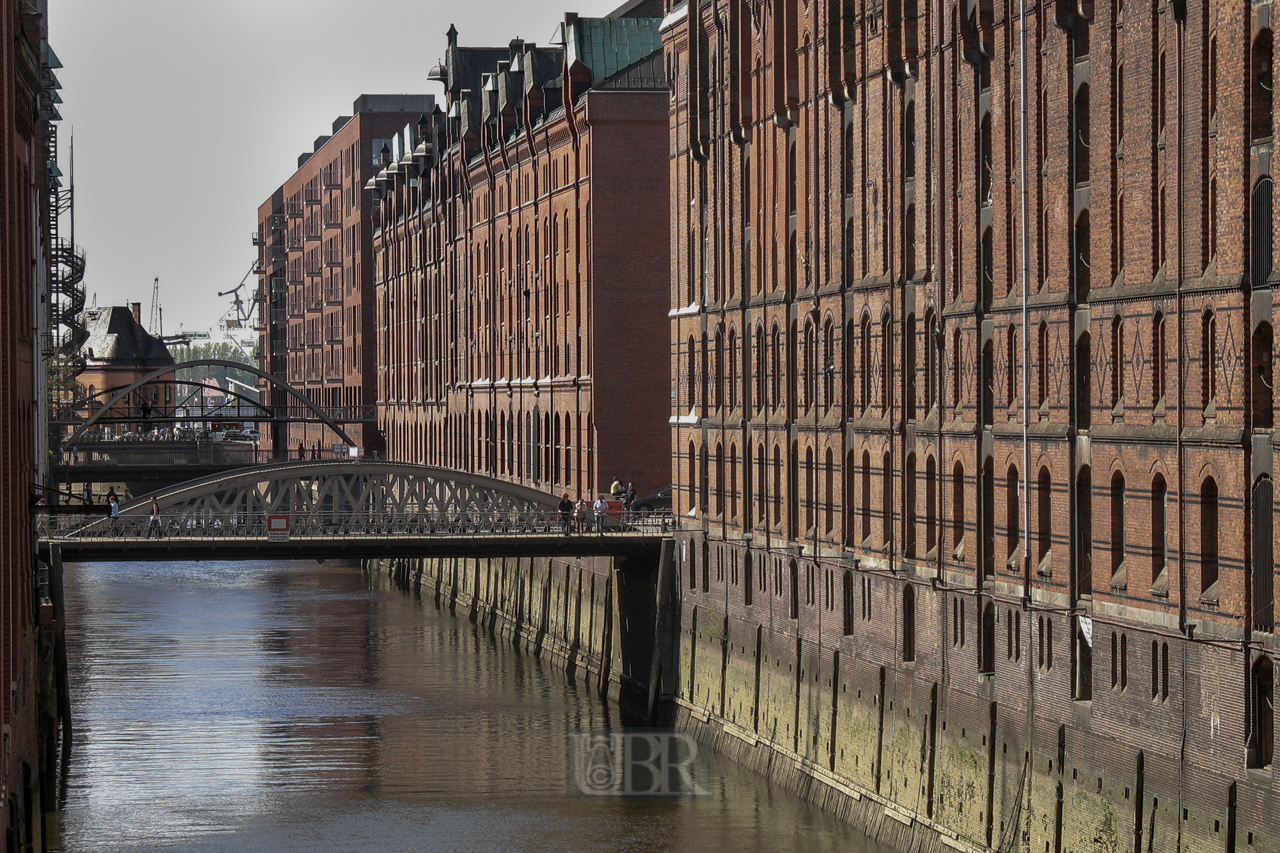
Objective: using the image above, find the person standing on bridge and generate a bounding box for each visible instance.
[592,494,609,533]
[148,497,162,538]
[558,493,574,535]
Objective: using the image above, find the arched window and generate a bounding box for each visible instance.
[952,327,963,409]
[882,451,893,550]
[713,327,725,412]
[1251,656,1274,768]
[1255,476,1275,632]
[953,461,966,561]
[824,448,834,534]
[1007,465,1020,568]
[728,327,739,412]
[1201,476,1220,599]
[802,321,817,413]
[1152,474,1168,591]
[861,314,873,414]
[770,324,783,412]
[687,335,698,410]
[823,319,836,415]
[1038,322,1050,408]
[757,443,767,524]
[1037,468,1052,572]
[1153,312,1167,409]
[861,450,872,544]
[925,456,938,556]
[754,324,766,414]
[979,600,996,674]
[924,310,938,413]
[789,559,799,619]
[1110,471,1127,588]
[881,312,893,417]
[1203,311,1218,411]
[804,445,815,532]
[714,443,725,517]
[906,314,918,420]
[1110,315,1125,410]
[903,585,916,662]
[906,453,918,559]
[1006,325,1018,410]
[981,339,994,427]
[1077,466,1093,597]
[688,441,698,514]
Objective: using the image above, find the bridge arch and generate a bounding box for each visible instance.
[116,460,564,518]
[63,360,357,447]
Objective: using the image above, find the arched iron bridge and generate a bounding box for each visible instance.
[38,460,675,562]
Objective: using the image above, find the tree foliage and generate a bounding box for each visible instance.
[172,341,256,390]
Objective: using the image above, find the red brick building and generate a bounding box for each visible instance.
[255,95,433,457]
[665,0,1280,850]
[76,303,176,432]
[374,1,670,500]
[3,0,58,846]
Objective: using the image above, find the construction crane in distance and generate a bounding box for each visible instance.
[218,261,260,329]
[148,276,162,336]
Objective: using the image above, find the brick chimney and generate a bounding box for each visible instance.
[130,302,141,325]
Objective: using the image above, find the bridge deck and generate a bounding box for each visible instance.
[38,512,675,562]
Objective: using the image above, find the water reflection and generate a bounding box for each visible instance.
[54,559,884,853]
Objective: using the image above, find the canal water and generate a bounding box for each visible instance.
[52,559,887,853]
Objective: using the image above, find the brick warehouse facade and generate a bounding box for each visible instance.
[4,0,58,847]
[255,95,433,459]
[373,1,670,499]
[664,1,1280,851]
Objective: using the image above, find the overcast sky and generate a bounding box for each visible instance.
[53,0,621,336]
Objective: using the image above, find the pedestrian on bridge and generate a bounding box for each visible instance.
[559,493,574,535]
[148,497,162,538]
[592,495,609,533]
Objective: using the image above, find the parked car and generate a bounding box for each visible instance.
[633,485,673,513]
[241,428,261,440]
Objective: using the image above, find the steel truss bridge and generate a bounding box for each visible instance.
[38,461,674,562]
[52,358,378,493]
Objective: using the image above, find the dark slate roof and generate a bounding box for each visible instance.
[565,16,663,85]
[594,48,666,90]
[78,307,175,367]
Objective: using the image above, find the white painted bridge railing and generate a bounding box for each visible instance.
[37,509,678,544]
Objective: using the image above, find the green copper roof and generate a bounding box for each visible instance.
[565,16,662,85]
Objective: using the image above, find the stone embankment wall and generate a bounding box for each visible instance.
[371,549,667,719]
[665,540,1277,853]
[374,543,1273,853]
